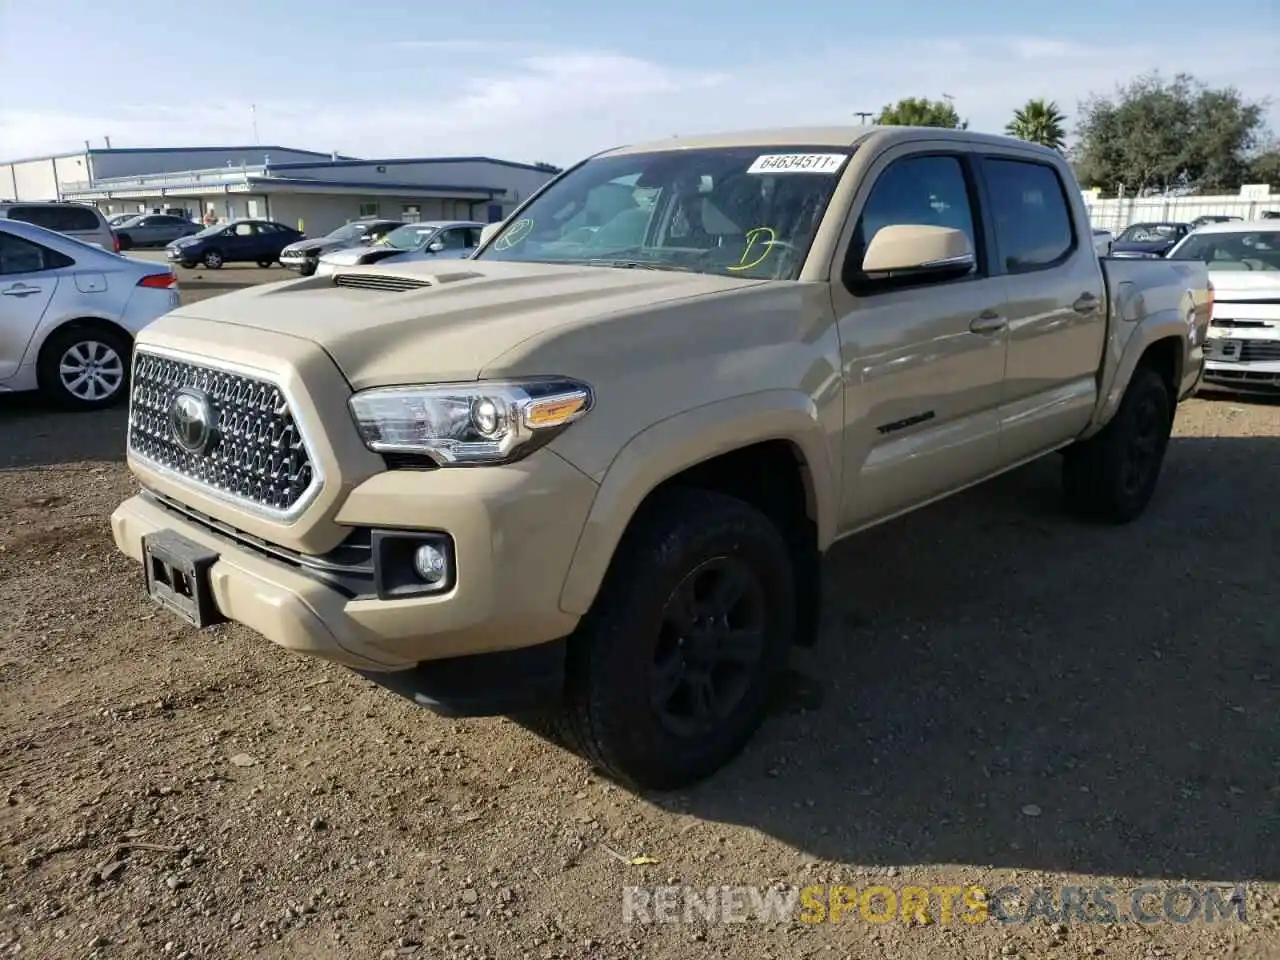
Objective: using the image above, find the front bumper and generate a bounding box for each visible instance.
[110,450,598,675]
[1202,336,1280,394]
[280,251,316,271]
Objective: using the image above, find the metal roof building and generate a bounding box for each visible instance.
[1,145,559,233]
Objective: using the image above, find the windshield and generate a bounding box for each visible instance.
[1168,230,1280,271]
[1117,223,1182,243]
[326,222,373,242]
[377,223,439,250]
[474,146,852,279]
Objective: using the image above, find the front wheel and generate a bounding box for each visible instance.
[552,487,795,790]
[257,259,275,268]
[202,249,224,269]
[36,325,132,410]
[1062,364,1173,523]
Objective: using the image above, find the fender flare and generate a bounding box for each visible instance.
[558,390,838,615]
[1086,292,1195,438]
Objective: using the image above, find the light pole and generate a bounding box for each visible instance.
[854,111,873,125]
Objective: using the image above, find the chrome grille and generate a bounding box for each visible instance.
[127,351,318,515]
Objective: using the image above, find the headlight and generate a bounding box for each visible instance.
[349,377,594,466]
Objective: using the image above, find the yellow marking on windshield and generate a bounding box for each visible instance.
[727,226,778,272]
[493,218,534,250]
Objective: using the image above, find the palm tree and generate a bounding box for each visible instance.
[1006,99,1068,151]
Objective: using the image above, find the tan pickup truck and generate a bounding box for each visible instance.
[111,126,1210,789]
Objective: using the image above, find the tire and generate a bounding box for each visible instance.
[1062,364,1173,523]
[179,261,196,269]
[257,259,274,268]
[552,487,796,790]
[37,324,132,411]
[116,233,134,251]
[202,249,224,269]
[298,261,317,277]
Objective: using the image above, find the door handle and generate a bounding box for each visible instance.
[969,310,1008,335]
[1,284,41,298]
[1073,292,1099,314]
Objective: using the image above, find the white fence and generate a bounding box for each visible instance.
[1084,195,1277,232]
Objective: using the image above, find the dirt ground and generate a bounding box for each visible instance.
[1,266,1277,959]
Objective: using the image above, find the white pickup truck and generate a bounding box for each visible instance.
[111,126,1211,788]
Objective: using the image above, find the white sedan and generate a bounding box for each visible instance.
[0,218,181,410]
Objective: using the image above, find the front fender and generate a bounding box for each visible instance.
[557,390,839,616]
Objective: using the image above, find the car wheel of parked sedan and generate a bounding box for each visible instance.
[202,249,224,269]
[37,324,132,411]
[549,487,795,790]
[179,261,196,269]
[116,233,134,251]
[257,259,274,268]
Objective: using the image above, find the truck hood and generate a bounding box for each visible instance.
[319,245,400,266]
[160,260,770,389]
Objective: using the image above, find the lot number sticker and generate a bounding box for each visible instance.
[746,153,848,175]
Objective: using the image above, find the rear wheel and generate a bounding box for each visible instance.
[257,259,274,268]
[202,249,224,269]
[37,324,132,411]
[551,487,795,790]
[1062,364,1173,523]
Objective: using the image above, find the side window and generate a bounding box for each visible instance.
[982,158,1075,273]
[464,228,483,247]
[233,223,256,236]
[845,153,979,291]
[436,229,468,250]
[0,232,72,274]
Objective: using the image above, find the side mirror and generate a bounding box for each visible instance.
[479,221,505,246]
[859,224,975,283]
[427,240,446,253]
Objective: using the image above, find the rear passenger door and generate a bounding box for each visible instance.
[974,153,1106,462]
[0,230,65,380]
[830,144,1012,530]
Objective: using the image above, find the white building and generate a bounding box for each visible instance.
[0,145,560,234]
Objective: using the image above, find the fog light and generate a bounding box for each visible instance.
[412,544,447,583]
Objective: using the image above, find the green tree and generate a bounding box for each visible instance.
[1073,72,1270,194]
[1005,98,1068,151]
[875,97,967,129]
[1247,148,1280,187]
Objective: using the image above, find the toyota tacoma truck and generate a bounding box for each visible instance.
[110,126,1210,789]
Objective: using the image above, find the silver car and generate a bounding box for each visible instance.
[0,200,118,252]
[0,218,181,409]
[315,220,484,277]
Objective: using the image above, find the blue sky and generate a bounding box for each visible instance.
[2,0,1277,164]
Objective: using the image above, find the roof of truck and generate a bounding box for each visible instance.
[597,125,1062,159]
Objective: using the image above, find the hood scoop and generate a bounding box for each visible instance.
[332,273,433,293]
[330,268,486,293]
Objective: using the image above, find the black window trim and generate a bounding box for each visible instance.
[975,153,1079,277]
[0,230,75,276]
[841,149,991,298]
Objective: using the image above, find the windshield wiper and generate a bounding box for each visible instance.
[581,258,692,272]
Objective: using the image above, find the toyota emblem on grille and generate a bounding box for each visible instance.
[169,387,218,454]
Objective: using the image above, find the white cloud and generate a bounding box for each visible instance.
[2,32,1277,166]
